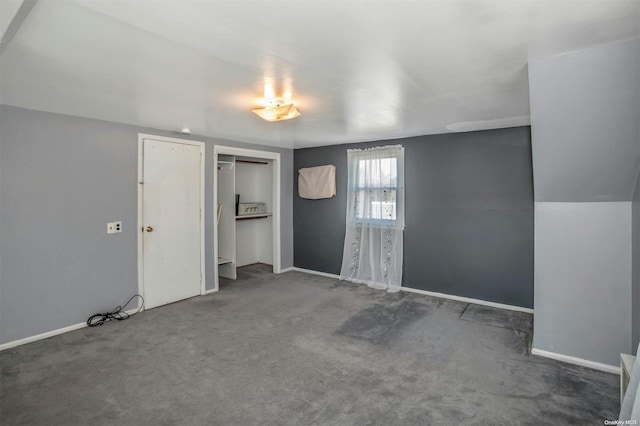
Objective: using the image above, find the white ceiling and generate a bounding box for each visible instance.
[0,0,638,149]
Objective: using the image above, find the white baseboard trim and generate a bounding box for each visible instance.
[278,267,295,274]
[531,348,620,374]
[399,286,534,314]
[0,307,141,352]
[290,266,533,314]
[0,322,88,352]
[290,267,341,280]
[204,288,219,295]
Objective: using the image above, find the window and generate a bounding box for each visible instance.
[355,157,398,220]
[347,145,404,227]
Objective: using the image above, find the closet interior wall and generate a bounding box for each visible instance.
[235,158,273,268]
[216,154,274,282]
[217,154,236,279]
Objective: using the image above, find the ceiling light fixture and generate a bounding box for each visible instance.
[252,98,301,122]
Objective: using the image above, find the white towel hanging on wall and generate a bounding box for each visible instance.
[298,165,336,200]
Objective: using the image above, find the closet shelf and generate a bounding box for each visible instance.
[217,257,234,265]
[236,213,273,220]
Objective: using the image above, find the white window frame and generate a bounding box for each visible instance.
[348,146,405,228]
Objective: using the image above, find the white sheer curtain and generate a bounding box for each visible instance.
[340,145,404,292]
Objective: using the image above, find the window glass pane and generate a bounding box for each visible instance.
[356,158,397,188]
[354,189,396,220]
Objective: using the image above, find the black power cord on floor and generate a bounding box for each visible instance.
[86,295,144,327]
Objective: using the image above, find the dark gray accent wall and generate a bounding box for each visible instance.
[0,105,293,344]
[633,169,640,355]
[294,127,534,308]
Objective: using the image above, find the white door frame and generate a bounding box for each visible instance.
[137,133,206,309]
[212,145,281,293]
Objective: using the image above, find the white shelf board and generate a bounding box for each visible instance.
[236,213,273,220]
[217,257,234,265]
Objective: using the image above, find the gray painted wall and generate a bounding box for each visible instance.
[633,171,640,355]
[0,105,293,344]
[534,202,632,366]
[529,38,639,366]
[294,127,534,308]
[529,38,639,203]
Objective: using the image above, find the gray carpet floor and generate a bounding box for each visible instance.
[0,264,619,425]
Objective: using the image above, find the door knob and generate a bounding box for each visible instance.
[146,226,154,232]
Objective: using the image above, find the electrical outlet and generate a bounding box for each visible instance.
[107,221,122,234]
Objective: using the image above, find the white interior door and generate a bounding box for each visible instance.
[142,138,203,309]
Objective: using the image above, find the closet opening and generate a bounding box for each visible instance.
[212,146,281,292]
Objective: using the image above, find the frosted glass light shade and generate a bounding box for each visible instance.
[252,101,301,122]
